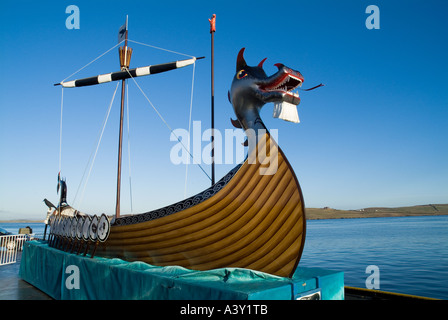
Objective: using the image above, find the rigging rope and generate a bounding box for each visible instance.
[59,87,64,175]
[124,66,212,182]
[59,42,124,184]
[61,40,125,83]
[60,39,195,84]
[59,39,206,210]
[127,39,195,58]
[184,62,196,198]
[73,82,120,210]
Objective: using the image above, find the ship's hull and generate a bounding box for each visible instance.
[97,133,306,278]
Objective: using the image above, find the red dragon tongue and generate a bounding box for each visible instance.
[302,83,324,91]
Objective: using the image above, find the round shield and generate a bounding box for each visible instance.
[51,215,56,229]
[82,216,91,241]
[53,217,59,236]
[49,216,55,236]
[57,217,63,237]
[76,217,84,240]
[65,218,72,238]
[96,214,110,242]
[48,215,55,235]
[71,217,78,239]
[65,218,70,238]
[56,217,63,236]
[61,218,67,237]
[60,217,65,236]
[61,218,66,237]
[89,215,99,241]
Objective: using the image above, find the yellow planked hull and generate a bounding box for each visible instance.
[98,133,306,277]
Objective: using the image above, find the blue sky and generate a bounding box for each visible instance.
[1,0,447,220]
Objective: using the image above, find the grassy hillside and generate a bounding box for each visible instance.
[305,204,448,220]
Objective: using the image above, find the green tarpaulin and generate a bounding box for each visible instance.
[19,241,344,300]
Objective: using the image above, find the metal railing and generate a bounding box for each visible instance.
[0,234,28,266]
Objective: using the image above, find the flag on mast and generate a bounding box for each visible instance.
[118,16,128,43]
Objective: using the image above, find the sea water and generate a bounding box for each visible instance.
[1,216,447,299]
[299,215,448,299]
[0,222,46,238]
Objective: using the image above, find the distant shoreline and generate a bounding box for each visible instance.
[0,220,45,224]
[306,211,448,220]
[1,204,447,223]
[305,204,448,220]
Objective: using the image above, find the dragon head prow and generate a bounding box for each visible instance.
[229,48,304,128]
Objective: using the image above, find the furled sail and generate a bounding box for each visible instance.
[55,57,202,88]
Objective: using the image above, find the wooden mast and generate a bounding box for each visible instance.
[116,16,132,219]
[209,14,216,186]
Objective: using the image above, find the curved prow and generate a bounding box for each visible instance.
[101,131,306,278]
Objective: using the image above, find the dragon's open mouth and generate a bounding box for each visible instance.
[258,67,305,123]
[260,72,303,99]
[230,48,311,125]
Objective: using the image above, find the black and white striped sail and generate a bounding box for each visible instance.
[56,57,200,88]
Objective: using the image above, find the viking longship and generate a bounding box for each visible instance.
[44,17,308,278]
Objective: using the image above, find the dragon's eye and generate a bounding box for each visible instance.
[236,70,248,79]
